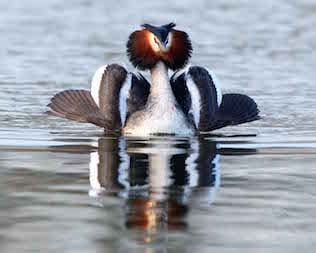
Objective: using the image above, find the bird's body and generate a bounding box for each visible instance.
[123,61,194,136]
[47,23,260,136]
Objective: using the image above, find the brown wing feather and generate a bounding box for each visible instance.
[47,89,111,128]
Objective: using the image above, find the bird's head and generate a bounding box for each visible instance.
[127,23,192,71]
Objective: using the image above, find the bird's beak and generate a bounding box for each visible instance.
[160,41,168,52]
[142,24,171,52]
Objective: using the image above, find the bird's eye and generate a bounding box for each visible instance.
[165,39,169,44]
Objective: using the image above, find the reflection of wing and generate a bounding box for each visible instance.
[129,153,148,187]
[196,139,220,187]
[184,138,221,205]
[170,153,189,186]
[47,64,150,131]
[89,138,129,196]
[171,66,260,131]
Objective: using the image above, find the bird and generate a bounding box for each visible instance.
[47,23,260,136]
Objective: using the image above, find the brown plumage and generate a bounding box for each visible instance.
[127,27,192,70]
[162,30,192,70]
[47,90,111,128]
[127,29,160,70]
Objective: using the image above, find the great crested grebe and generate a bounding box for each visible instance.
[47,23,260,136]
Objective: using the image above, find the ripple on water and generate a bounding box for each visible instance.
[1,0,316,252]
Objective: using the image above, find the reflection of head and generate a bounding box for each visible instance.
[125,197,189,232]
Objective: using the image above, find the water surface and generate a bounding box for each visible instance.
[1,0,316,252]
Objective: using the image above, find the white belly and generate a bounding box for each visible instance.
[123,103,195,136]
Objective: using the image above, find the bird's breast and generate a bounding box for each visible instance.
[123,100,194,136]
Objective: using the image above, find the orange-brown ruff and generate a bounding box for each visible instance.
[127,27,192,70]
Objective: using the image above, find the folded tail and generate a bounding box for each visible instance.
[206,93,260,131]
[47,90,111,128]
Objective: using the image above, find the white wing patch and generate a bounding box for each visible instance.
[91,65,108,107]
[171,64,191,82]
[186,75,201,128]
[119,73,132,126]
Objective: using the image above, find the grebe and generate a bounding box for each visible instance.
[47,23,259,136]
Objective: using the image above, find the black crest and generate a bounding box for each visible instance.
[141,23,176,43]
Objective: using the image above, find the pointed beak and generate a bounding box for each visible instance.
[160,41,168,51]
[154,34,169,52]
[143,24,170,52]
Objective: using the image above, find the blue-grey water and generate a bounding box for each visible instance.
[1,0,316,252]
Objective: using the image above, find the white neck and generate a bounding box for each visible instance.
[149,61,174,102]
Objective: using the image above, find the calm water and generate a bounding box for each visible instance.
[1,0,316,252]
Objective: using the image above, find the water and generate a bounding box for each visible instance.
[1,0,316,251]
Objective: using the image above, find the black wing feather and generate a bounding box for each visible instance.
[170,71,191,115]
[127,73,150,117]
[171,66,260,132]
[206,93,260,131]
[187,66,220,130]
[171,66,220,130]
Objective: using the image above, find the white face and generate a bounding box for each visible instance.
[149,32,173,53]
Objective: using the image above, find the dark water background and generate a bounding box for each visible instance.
[1,0,316,252]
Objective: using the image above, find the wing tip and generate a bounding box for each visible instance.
[46,89,109,127]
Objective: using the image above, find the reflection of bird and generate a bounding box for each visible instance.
[48,23,260,136]
[89,137,222,233]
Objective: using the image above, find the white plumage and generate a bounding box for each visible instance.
[90,64,108,107]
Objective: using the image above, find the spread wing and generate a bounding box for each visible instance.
[170,66,260,131]
[47,64,150,131]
